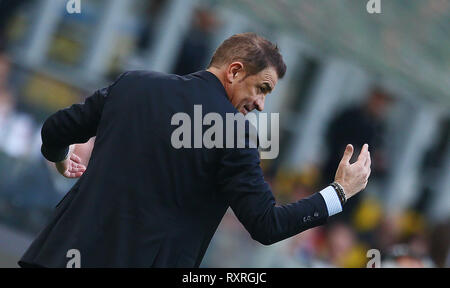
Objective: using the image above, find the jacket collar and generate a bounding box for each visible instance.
[190,70,228,100]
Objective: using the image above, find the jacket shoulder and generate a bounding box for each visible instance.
[121,70,180,82]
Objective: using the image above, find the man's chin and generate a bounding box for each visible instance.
[239,107,249,115]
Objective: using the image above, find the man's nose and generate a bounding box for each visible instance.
[255,97,264,111]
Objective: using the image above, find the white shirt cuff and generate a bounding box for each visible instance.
[319,186,343,217]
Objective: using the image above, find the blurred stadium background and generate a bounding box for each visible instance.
[0,0,449,268]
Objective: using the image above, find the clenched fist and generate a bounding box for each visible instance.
[334,144,371,199]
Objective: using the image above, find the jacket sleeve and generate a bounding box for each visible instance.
[217,122,330,245]
[40,72,128,162]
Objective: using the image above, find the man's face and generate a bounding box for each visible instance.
[225,65,278,115]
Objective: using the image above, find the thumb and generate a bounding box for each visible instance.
[341,144,354,164]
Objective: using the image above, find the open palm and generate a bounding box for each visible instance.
[55,152,86,178]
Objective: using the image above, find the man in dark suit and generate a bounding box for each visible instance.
[19,33,371,268]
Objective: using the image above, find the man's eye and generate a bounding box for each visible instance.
[260,87,266,94]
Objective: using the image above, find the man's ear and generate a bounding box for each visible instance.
[226,62,244,83]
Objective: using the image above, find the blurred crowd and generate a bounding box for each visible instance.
[0,0,448,267]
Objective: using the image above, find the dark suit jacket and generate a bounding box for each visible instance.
[19,70,329,268]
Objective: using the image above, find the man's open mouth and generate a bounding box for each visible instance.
[242,105,251,115]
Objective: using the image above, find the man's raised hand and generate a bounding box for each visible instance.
[334,144,372,199]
